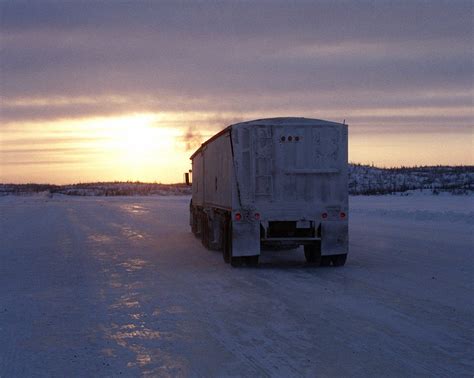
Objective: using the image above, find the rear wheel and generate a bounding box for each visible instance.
[304,242,321,266]
[201,213,209,248]
[320,256,332,267]
[230,256,243,267]
[331,254,347,267]
[222,217,231,263]
[222,216,251,268]
[246,255,259,267]
[191,211,199,236]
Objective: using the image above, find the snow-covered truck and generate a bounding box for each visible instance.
[189,117,348,267]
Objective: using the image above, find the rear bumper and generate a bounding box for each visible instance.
[230,217,348,257]
[261,236,320,245]
[260,220,348,256]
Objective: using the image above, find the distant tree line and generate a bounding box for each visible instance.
[1,165,473,196]
[0,182,192,196]
[348,164,474,195]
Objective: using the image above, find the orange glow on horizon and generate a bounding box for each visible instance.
[0,112,472,184]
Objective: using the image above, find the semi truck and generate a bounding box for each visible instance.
[189,117,348,267]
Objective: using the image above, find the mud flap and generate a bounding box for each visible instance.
[232,220,260,257]
[321,221,348,256]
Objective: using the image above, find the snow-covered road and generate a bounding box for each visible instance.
[0,194,472,377]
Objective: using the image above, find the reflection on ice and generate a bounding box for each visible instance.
[119,258,147,272]
[103,317,188,375]
[121,226,147,240]
[110,325,163,341]
[91,214,188,376]
[88,234,113,244]
[110,292,141,309]
[112,299,139,309]
[124,344,188,376]
[128,347,151,367]
[120,204,149,215]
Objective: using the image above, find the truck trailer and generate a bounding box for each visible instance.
[189,117,348,267]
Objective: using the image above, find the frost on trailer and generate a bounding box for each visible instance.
[188,117,348,267]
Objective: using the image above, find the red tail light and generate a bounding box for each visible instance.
[255,213,260,220]
[235,213,242,221]
[340,212,346,219]
[322,212,328,219]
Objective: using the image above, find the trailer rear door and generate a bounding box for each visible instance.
[233,122,347,206]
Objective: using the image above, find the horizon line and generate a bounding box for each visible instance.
[1,163,473,186]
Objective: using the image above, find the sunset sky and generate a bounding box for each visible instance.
[1,1,473,184]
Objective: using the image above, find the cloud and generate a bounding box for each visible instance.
[0,1,472,134]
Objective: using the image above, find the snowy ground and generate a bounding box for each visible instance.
[0,194,472,377]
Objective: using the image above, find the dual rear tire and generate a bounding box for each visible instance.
[331,253,347,266]
[229,255,259,267]
[304,242,347,267]
[319,254,347,266]
[222,217,232,264]
[222,217,259,267]
[304,242,321,266]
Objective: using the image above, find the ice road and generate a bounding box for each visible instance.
[0,194,472,377]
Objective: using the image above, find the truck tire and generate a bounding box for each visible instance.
[201,213,210,248]
[222,218,231,264]
[230,256,243,267]
[246,255,259,267]
[304,243,321,265]
[222,218,243,268]
[320,256,332,266]
[331,254,347,267]
[194,212,201,237]
[191,211,198,236]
